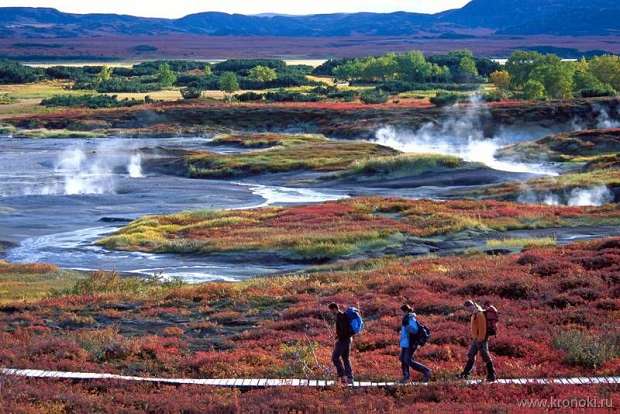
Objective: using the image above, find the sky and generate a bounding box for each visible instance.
[0,1,471,18]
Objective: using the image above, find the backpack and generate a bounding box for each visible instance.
[345,307,364,335]
[406,314,431,347]
[413,321,431,346]
[484,306,499,337]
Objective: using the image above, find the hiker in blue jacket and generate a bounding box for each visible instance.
[399,304,431,383]
[328,302,354,384]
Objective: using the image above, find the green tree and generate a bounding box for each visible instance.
[248,65,278,82]
[362,54,398,81]
[573,59,606,92]
[218,72,240,98]
[489,70,511,90]
[204,64,212,77]
[333,60,365,81]
[530,63,573,99]
[97,65,113,83]
[505,51,561,88]
[158,63,177,88]
[396,51,433,82]
[589,55,620,91]
[522,79,546,100]
[457,56,479,81]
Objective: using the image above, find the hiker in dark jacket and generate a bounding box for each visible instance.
[399,304,431,383]
[328,302,353,384]
[458,300,496,381]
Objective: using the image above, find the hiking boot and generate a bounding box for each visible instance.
[486,362,496,382]
[399,376,410,384]
[345,377,354,385]
[458,359,474,379]
[422,372,431,383]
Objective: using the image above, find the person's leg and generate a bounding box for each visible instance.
[332,341,345,379]
[341,338,353,381]
[400,348,411,380]
[459,341,478,378]
[480,340,496,381]
[409,346,431,382]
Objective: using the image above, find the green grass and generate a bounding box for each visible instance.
[553,330,620,369]
[475,168,620,200]
[14,128,102,139]
[210,133,325,148]
[0,262,86,303]
[187,136,398,178]
[60,271,184,297]
[190,135,475,179]
[343,153,472,179]
[486,236,557,249]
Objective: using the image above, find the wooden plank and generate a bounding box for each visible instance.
[2,369,620,388]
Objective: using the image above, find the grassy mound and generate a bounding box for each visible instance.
[0,260,84,303]
[187,135,398,178]
[209,133,325,149]
[472,168,620,201]
[337,153,477,180]
[498,128,620,164]
[186,134,483,180]
[97,197,620,262]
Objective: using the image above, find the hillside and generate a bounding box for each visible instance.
[1,1,619,38]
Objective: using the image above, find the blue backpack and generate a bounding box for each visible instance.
[345,307,364,335]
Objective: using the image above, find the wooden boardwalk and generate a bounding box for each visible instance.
[1,369,619,388]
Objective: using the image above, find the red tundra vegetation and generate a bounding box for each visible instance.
[98,197,620,262]
[0,238,618,411]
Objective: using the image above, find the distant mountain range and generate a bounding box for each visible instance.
[1,0,619,38]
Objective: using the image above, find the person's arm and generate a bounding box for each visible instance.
[406,315,419,335]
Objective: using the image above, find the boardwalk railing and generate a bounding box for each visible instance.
[2,369,619,388]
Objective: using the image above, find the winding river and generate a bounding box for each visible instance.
[0,137,347,281]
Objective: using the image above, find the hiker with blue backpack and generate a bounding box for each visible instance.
[399,304,432,383]
[328,303,363,385]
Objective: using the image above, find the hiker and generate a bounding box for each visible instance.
[399,304,431,383]
[458,300,497,381]
[328,302,354,384]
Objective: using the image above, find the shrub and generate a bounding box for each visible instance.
[430,92,461,107]
[0,60,42,84]
[360,89,389,104]
[328,90,359,101]
[377,81,480,93]
[553,330,619,368]
[522,79,547,100]
[496,280,531,299]
[482,89,510,102]
[40,94,143,109]
[264,91,322,102]
[62,271,182,296]
[0,93,16,104]
[236,92,264,102]
[180,87,202,100]
[95,77,161,93]
[580,85,617,98]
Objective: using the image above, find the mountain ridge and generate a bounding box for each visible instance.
[0,1,619,38]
